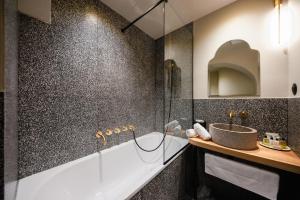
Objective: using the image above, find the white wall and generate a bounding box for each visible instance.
[288,0,300,97]
[193,0,289,99]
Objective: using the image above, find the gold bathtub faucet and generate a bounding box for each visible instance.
[96,125,137,145]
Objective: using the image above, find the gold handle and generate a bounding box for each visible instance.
[105,128,113,136]
[114,128,121,134]
[122,126,128,132]
[128,125,136,131]
[239,111,249,119]
[96,131,106,145]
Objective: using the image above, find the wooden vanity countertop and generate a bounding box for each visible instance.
[189,137,300,174]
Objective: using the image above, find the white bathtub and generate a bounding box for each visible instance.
[16,132,188,200]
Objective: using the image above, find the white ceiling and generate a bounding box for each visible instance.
[101,0,237,39]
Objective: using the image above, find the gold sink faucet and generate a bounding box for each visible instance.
[228,111,236,127]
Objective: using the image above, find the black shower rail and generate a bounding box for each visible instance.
[121,0,168,33]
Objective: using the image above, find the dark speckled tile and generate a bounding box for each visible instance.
[4,0,19,198]
[130,192,142,200]
[169,99,193,131]
[208,99,235,124]
[288,98,300,155]
[0,93,3,199]
[18,0,157,178]
[194,98,288,140]
[130,150,188,200]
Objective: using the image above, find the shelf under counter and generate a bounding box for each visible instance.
[189,137,300,174]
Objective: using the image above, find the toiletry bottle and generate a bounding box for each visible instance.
[279,138,287,149]
[263,135,269,145]
[269,136,274,146]
[274,137,280,148]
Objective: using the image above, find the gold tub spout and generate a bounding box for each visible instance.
[96,131,106,145]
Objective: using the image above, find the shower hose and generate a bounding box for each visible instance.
[131,68,174,152]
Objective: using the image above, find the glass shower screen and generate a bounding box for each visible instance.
[162,4,193,163]
[123,0,192,164]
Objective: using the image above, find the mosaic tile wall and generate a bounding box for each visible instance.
[18,0,158,178]
[194,98,289,140]
[130,147,196,200]
[288,98,300,155]
[0,93,4,199]
[3,0,19,199]
[131,154,186,200]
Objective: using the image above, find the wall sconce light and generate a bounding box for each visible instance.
[271,0,292,47]
[274,0,283,44]
[274,0,282,8]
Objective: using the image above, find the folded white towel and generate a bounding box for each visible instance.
[164,120,179,131]
[194,123,211,140]
[205,153,279,200]
[174,125,182,136]
[186,129,197,138]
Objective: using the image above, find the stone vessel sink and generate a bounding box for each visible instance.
[209,123,258,150]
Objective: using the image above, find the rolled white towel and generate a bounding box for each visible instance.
[186,129,197,138]
[164,120,179,131]
[174,125,182,136]
[194,123,211,140]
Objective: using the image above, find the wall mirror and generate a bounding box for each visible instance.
[208,40,260,97]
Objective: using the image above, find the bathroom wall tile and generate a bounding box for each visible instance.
[288,98,300,155]
[193,99,209,126]
[130,192,142,200]
[208,99,235,124]
[194,98,288,140]
[0,93,4,199]
[134,151,187,200]
[18,0,157,178]
[170,99,193,131]
[3,0,19,199]
[233,98,288,140]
